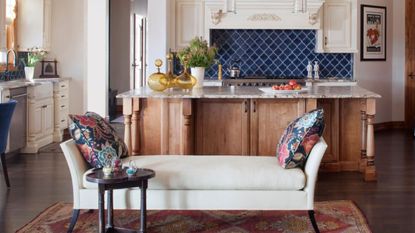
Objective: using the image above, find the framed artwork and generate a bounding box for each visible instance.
[361,5,387,61]
[39,60,59,78]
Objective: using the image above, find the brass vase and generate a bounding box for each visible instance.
[176,58,196,90]
[165,53,177,88]
[147,59,168,92]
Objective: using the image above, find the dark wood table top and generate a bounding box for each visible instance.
[86,168,155,185]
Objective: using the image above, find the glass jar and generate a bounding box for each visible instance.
[175,58,196,90]
[147,59,168,91]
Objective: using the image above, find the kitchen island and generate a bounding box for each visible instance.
[118,86,381,181]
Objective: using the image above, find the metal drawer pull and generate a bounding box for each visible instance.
[42,105,47,108]
[60,85,66,88]
[61,105,65,108]
[61,119,65,122]
[244,100,248,113]
[61,95,65,98]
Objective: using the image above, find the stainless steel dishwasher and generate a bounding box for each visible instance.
[8,87,27,153]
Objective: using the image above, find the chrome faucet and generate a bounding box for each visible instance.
[5,49,17,72]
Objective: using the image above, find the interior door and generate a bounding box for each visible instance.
[406,0,415,128]
[132,15,147,89]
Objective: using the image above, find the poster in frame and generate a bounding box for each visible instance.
[361,5,387,61]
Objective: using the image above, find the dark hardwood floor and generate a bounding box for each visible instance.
[0,129,413,233]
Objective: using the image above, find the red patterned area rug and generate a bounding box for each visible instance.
[17,200,371,233]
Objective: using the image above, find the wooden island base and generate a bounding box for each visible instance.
[120,86,379,181]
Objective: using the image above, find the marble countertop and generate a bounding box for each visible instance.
[117,86,381,99]
[0,77,71,90]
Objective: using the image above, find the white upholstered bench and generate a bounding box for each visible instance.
[61,137,327,233]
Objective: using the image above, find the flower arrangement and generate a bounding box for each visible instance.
[178,37,217,68]
[26,47,47,67]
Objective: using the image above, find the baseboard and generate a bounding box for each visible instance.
[374,121,406,131]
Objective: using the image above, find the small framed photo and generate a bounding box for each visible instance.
[39,60,60,78]
[361,5,387,61]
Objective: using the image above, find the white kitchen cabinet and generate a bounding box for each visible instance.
[52,79,70,142]
[170,0,204,50]
[22,82,54,153]
[16,0,52,51]
[316,0,358,53]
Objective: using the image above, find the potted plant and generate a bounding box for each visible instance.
[178,37,217,88]
[25,47,47,81]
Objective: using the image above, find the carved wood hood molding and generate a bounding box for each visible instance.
[205,0,325,32]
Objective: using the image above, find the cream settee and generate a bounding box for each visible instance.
[61,137,327,233]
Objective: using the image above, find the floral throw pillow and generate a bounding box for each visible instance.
[68,112,128,168]
[276,109,325,169]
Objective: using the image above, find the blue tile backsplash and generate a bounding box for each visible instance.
[0,52,26,81]
[205,29,353,79]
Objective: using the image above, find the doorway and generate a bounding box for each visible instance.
[108,0,148,121]
[405,0,415,128]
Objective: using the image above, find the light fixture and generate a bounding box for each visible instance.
[293,0,308,13]
[224,0,236,14]
[5,0,16,25]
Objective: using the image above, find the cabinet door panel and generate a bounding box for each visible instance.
[175,0,203,49]
[324,1,351,49]
[251,99,306,156]
[42,103,54,134]
[317,99,339,163]
[29,105,42,137]
[195,99,249,155]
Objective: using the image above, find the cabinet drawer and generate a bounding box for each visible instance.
[56,80,69,92]
[55,89,69,100]
[59,116,68,129]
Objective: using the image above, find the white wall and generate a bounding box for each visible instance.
[49,0,85,114]
[147,0,169,76]
[355,0,405,123]
[109,0,131,96]
[85,0,109,116]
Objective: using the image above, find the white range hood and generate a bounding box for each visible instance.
[204,0,325,37]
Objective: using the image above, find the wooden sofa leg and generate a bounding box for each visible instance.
[67,209,80,233]
[308,210,320,233]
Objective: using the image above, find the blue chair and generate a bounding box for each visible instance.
[0,100,17,188]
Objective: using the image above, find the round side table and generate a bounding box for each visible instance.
[86,168,155,233]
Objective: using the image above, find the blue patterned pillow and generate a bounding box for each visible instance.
[68,112,128,168]
[277,109,325,169]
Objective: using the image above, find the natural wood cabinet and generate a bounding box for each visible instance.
[195,99,250,155]
[318,99,340,170]
[250,99,306,156]
[124,96,372,177]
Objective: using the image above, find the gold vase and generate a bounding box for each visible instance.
[176,58,196,90]
[165,53,177,88]
[147,59,168,92]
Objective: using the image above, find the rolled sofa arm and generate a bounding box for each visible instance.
[303,137,328,210]
[61,139,91,209]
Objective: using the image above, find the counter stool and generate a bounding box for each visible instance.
[0,100,17,188]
